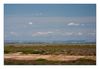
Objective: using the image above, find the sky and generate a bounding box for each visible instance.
[4,4,96,42]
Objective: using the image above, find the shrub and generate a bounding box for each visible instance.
[35,58,47,61]
[4,50,10,54]
[21,50,45,54]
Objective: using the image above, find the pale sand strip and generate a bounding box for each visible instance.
[4,54,96,61]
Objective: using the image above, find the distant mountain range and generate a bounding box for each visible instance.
[4,40,96,44]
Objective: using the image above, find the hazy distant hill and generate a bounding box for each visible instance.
[4,40,96,44]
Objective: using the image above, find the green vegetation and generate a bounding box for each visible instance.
[35,58,47,61]
[4,58,96,65]
[4,44,96,56]
[4,43,96,65]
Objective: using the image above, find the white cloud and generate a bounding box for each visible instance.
[67,22,80,26]
[6,16,96,24]
[31,31,83,37]
[77,32,83,35]
[62,32,83,36]
[31,30,95,37]
[32,31,53,36]
[63,32,73,36]
[37,32,53,35]
[28,22,33,25]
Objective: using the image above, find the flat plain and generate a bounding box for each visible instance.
[4,43,96,65]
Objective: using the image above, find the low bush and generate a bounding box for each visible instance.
[35,58,47,61]
[21,50,45,54]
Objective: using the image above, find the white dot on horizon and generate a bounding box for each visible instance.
[29,22,33,25]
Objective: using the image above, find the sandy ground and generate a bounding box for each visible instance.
[4,53,96,61]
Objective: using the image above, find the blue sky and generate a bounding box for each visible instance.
[4,4,96,42]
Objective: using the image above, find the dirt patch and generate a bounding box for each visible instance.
[4,54,96,61]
